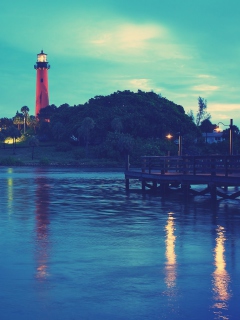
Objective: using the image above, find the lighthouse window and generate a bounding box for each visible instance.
[38,54,47,62]
[41,78,43,82]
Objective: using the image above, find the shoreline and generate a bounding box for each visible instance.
[0,160,127,169]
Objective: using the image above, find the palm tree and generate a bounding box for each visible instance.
[21,106,30,134]
[27,115,38,134]
[13,111,24,130]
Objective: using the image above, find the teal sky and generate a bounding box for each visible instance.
[1,0,240,127]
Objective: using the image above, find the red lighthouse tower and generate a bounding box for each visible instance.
[34,50,50,117]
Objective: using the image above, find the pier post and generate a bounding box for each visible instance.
[142,156,146,173]
[211,157,216,176]
[152,180,157,192]
[125,154,130,171]
[181,182,190,198]
[160,183,168,195]
[125,178,129,191]
[209,183,217,201]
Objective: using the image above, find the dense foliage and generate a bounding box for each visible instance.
[2,90,240,164]
[36,90,199,160]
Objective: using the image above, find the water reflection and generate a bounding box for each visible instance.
[1,168,240,319]
[7,168,13,215]
[165,212,177,291]
[35,176,50,281]
[212,225,231,319]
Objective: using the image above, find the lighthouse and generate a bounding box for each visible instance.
[34,50,50,117]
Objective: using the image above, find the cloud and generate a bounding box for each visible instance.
[9,14,190,64]
[192,85,219,92]
[109,78,154,93]
[197,74,215,79]
[128,78,154,91]
[210,103,240,113]
[90,23,160,48]
[49,20,191,63]
[208,103,240,126]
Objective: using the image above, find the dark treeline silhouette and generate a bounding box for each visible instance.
[1,90,240,162]
[36,90,200,160]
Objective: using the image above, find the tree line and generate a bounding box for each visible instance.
[1,90,240,162]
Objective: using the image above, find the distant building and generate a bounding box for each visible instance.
[202,131,223,144]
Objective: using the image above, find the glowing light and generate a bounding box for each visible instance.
[165,212,177,289]
[7,168,13,215]
[37,53,47,62]
[4,136,24,144]
[212,225,231,313]
[214,127,222,133]
[166,134,173,139]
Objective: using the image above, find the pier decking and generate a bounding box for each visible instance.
[125,155,240,200]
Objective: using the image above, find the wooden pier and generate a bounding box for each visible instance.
[125,155,240,200]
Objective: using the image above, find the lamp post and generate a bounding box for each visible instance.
[215,119,233,155]
[178,132,182,156]
[230,119,233,156]
[166,133,182,156]
[166,134,173,156]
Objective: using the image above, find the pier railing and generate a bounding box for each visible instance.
[141,155,240,177]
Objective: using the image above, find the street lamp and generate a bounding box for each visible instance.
[166,133,182,156]
[215,119,233,155]
[166,134,173,156]
[166,134,173,139]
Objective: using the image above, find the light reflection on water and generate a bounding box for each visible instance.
[165,213,177,291]
[35,176,50,281]
[7,167,13,215]
[0,167,240,320]
[212,226,231,319]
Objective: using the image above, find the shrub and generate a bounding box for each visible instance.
[73,148,85,160]
[0,157,23,166]
[55,142,72,152]
[39,158,50,166]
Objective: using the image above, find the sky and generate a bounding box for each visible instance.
[0,0,240,128]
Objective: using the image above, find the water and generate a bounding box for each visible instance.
[0,167,240,320]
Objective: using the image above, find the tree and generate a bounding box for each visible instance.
[187,110,194,122]
[28,136,39,160]
[38,104,57,122]
[21,106,30,133]
[0,117,13,130]
[80,117,95,157]
[52,122,65,141]
[0,131,5,149]
[13,111,24,130]
[27,115,38,134]
[111,117,123,133]
[199,119,215,143]
[6,126,21,154]
[196,97,210,126]
[117,133,134,155]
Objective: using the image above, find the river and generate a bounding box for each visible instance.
[0,167,240,320]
